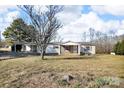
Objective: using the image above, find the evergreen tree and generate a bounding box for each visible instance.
[114,41,120,54]
[114,40,124,55]
[3,18,33,43]
[120,40,124,55]
[117,42,121,55]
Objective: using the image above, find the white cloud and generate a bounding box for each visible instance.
[6,11,20,22]
[57,5,82,25]
[116,20,124,35]
[1,5,124,41]
[34,5,48,13]
[0,6,12,13]
[0,6,18,13]
[58,11,124,42]
[91,6,124,16]
[0,6,20,39]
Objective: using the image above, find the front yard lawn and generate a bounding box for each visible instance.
[0,54,124,88]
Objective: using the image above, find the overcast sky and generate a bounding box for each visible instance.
[0,5,124,41]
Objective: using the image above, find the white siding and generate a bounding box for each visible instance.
[80,45,95,54]
[80,45,85,53]
[90,46,95,54]
[21,45,26,51]
[23,43,95,55]
[78,45,81,55]
[46,45,60,54]
[25,45,31,52]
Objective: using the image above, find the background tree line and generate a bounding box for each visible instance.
[82,28,122,54]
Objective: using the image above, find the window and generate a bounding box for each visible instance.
[53,46,59,49]
[86,46,90,51]
[31,45,37,52]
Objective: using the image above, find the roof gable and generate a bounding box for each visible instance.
[61,41,79,45]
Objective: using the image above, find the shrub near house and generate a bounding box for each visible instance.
[114,40,124,55]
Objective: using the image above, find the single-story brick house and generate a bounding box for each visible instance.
[11,41,95,55]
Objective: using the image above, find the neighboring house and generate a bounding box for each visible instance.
[11,41,96,55]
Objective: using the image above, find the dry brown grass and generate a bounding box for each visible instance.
[0,48,11,52]
[0,54,124,88]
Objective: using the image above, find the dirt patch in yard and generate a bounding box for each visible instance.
[3,71,123,88]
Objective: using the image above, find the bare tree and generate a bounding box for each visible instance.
[94,30,117,54]
[108,30,117,52]
[53,35,63,43]
[89,28,95,43]
[82,32,87,42]
[18,5,63,59]
[95,31,103,53]
[108,30,117,43]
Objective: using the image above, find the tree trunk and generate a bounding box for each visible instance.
[41,49,45,60]
[41,54,44,60]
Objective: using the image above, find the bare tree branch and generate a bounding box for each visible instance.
[18,5,63,59]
